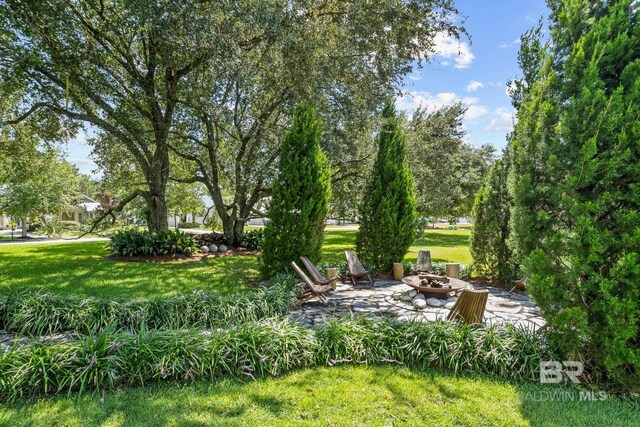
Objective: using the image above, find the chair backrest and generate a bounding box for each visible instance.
[291,261,323,295]
[447,289,489,325]
[416,250,432,272]
[300,256,325,284]
[345,251,366,274]
[291,261,315,286]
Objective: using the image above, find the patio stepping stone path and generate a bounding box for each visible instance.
[290,279,546,330]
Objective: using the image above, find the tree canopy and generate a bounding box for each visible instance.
[406,104,495,221]
[0,0,463,238]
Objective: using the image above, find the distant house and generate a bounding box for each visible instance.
[61,194,102,224]
[0,214,10,229]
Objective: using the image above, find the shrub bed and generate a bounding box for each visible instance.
[241,229,264,250]
[0,279,297,336]
[0,316,553,402]
[108,229,199,257]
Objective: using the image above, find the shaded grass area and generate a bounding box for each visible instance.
[0,365,636,427]
[0,228,471,298]
[0,241,259,298]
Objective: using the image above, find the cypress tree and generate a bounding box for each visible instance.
[470,158,516,284]
[356,102,417,271]
[514,0,640,390]
[261,105,331,277]
[509,26,561,265]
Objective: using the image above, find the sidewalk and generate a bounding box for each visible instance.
[0,234,108,246]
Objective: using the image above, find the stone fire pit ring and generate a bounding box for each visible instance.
[401,275,466,299]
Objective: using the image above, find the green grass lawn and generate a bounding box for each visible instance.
[321,228,471,265]
[0,241,259,298]
[1,365,636,427]
[0,228,470,298]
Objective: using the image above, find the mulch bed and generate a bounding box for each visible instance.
[105,248,260,263]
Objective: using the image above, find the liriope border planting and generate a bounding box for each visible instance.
[0,274,299,336]
[0,316,555,402]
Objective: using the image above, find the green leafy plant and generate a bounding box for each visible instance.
[0,282,297,336]
[510,1,640,391]
[0,317,553,402]
[241,229,264,250]
[107,229,198,257]
[60,220,81,231]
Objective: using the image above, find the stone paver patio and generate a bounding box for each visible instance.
[290,278,546,330]
[1,279,545,351]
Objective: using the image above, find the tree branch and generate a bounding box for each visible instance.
[71,189,147,238]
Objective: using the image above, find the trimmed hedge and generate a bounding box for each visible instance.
[0,282,297,336]
[0,316,553,402]
[177,222,200,229]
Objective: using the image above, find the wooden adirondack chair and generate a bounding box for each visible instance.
[509,277,529,293]
[447,289,489,325]
[344,251,374,286]
[413,250,432,274]
[291,261,332,304]
[300,256,333,287]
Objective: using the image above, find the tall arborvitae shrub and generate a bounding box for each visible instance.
[513,0,640,391]
[261,105,331,277]
[356,102,417,271]
[470,158,516,284]
[509,25,561,266]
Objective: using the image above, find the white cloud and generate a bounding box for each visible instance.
[505,80,518,98]
[407,71,422,81]
[466,104,489,120]
[396,91,488,121]
[485,109,515,133]
[499,38,522,49]
[396,91,456,113]
[466,80,484,92]
[68,134,89,146]
[431,33,474,69]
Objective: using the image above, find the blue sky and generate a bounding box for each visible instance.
[65,0,549,177]
[397,0,549,150]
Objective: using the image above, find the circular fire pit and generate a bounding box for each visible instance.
[401,275,465,299]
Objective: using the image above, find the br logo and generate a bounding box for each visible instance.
[539,361,583,384]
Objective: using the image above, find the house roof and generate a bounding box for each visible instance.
[73,194,102,212]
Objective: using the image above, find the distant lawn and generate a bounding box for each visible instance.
[1,365,635,427]
[321,228,471,265]
[0,228,470,298]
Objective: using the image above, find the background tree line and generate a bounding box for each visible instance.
[1,0,472,245]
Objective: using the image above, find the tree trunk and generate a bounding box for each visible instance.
[232,219,246,247]
[21,216,28,238]
[144,144,170,231]
[147,190,168,231]
[221,216,246,247]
